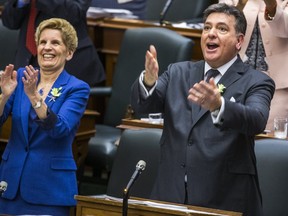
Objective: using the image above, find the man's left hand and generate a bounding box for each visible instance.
[187,78,222,112]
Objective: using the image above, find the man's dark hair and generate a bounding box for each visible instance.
[203,3,247,35]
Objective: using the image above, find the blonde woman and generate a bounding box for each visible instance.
[0,18,90,215]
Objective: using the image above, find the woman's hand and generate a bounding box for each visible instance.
[264,0,277,18]
[264,0,277,9]
[0,64,18,99]
[22,65,39,97]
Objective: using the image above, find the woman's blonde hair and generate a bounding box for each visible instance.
[35,18,78,52]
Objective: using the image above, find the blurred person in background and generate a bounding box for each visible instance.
[2,0,105,87]
[219,0,288,131]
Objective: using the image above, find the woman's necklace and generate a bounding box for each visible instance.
[37,72,61,98]
[37,82,55,99]
[39,88,44,96]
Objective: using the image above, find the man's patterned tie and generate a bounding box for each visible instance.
[205,69,219,82]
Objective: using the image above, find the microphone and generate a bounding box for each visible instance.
[122,160,146,216]
[0,181,8,195]
[159,0,174,25]
[124,160,146,194]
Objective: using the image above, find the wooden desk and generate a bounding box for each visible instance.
[255,132,287,140]
[72,110,98,168]
[75,195,242,216]
[87,17,203,86]
[117,118,163,130]
[118,118,282,140]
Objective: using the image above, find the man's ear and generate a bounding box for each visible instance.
[236,33,245,51]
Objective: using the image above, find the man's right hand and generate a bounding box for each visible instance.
[144,45,159,87]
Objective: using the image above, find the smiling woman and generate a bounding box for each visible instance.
[0,18,90,215]
[25,19,79,109]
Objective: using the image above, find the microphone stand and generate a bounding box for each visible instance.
[122,160,146,216]
[122,188,129,216]
[159,0,174,26]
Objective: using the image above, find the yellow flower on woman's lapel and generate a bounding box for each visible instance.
[48,87,63,102]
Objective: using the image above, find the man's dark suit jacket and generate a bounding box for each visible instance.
[2,0,105,86]
[131,57,275,216]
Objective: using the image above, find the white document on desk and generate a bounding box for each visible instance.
[87,7,134,19]
[92,194,229,216]
[172,22,204,29]
[118,0,133,3]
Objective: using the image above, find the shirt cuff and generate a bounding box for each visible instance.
[34,108,57,130]
[211,97,225,125]
[139,71,157,96]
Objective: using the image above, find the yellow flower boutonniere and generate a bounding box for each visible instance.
[48,87,63,102]
[217,84,226,95]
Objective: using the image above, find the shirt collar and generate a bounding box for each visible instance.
[204,55,238,76]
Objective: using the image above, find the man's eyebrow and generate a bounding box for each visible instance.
[204,21,229,26]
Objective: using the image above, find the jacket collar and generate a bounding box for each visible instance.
[20,69,71,141]
[191,56,246,127]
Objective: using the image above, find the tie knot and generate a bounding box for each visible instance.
[205,69,219,82]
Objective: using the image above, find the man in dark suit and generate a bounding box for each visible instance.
[131,3,275,216]
[1,0,105,86]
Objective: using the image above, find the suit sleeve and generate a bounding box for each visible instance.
[42,81,90,138]
[1,0,28,29]
[220,74,275,136]
[37,0,91,25]
[2,0,92,28]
